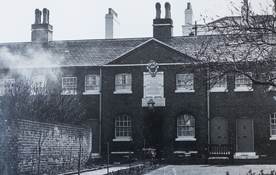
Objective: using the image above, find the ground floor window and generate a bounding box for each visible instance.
[114,115,132,141]
[270,113,276,140]
[176,114,196,141]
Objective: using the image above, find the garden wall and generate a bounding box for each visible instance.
[1,119,92,175]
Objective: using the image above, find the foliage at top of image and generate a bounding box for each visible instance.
[187,0,276,91]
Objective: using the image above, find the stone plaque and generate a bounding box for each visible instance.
[142,72,165,107]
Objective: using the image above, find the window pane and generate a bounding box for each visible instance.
[115,115,132,138]
[176,74,194,90]
[177,114,195,137]
[270,113,276,136]
[235,74,252,88]
[210,73,227,89]
[62,77,77,94]
[115,74,132,91]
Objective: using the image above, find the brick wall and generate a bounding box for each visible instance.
[0,119,18,175]
[1,119,92,175]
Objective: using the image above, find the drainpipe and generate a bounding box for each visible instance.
[207,89,210,144]
[99,67,102,155]
[207,69,210,144]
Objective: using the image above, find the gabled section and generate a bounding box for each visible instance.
[107,38,194,65]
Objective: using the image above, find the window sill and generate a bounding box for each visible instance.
[270,136,276,140]
[113,138,133,142]
[113,90,132,94]
[175,137,196,141]
[175,89,195,93]
[61,92,77,95]
[174,151,198,154]
[83,91,100,95]
[234,87,253,92]
[210,88,228,92]
[111,152,134,154]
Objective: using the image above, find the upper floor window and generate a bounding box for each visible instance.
[31,76,46,95]
[83,74,100,95]
[175,73,194,93]
[270,113,276,140]
[176,114,196,141]
[114,73,132,94]
[113,115,132,141]
[62,77,77,95]
[210,73,227,92]
[235,73,252,92]
[0,78,15,95]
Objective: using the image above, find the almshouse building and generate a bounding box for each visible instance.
[2,1,276,169]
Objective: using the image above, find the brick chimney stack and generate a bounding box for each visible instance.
[31,8,53,42]
[105,8,120,39]
[182,2,193,36]
[153,2,173,39]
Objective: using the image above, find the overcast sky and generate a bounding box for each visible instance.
[0,0,272,43]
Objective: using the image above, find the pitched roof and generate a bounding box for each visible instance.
[0,36,203,68]
[0,38,151,68]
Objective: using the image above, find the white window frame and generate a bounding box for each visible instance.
[175,114,196,141]
[234,73,253,92]
[83,74,100,95]
[114,73,132,94]
[31,76,46,95]
[0,78,15,95]
[62,77,77,95]
[270,113,276,140]
[210,73,228,92]
[175,73,195,93]
[113,115,132,142]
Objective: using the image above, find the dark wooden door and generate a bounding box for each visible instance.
[237,118,254,152]
[144,112,163,158]
[211,118,228,144]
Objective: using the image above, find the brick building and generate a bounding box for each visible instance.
[1,1,276,169]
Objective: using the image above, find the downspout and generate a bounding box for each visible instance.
[207,89,210,144]
[99,67,102,155]
[207,68,210,144]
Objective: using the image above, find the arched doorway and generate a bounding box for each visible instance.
[144,111,163,158]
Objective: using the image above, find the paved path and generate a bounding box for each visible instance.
[67,162,143,175]
[67,164,276,175]
[145,165,276,175]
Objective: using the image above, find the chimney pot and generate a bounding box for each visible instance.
[35,9,42,24]
[165,2,171,19]
[187,2,191,9]
[155,3,161,19]
[43,8,49,24]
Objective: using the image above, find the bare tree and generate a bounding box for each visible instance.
[0,77,86,124]
[190,0,276,90]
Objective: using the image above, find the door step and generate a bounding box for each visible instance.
[234,152,259,159]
